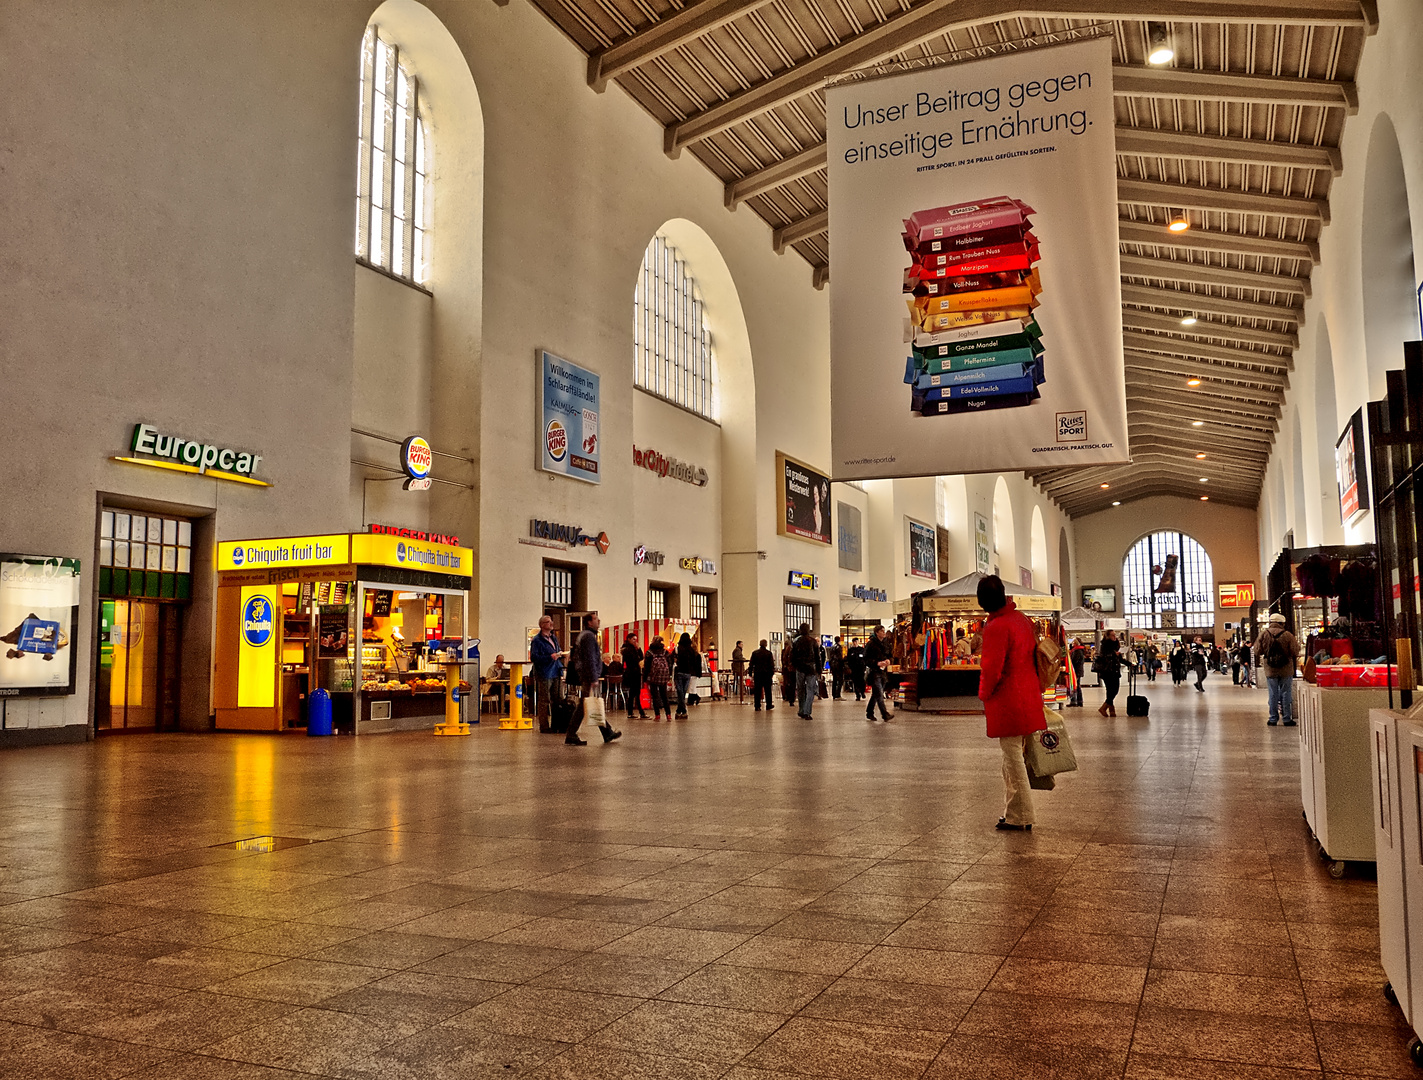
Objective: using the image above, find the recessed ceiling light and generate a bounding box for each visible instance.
[1196,452,1207,459]
[1200,495,1210,501]
[1199,477,1209,483]
[1180,316,1198,326]
[1100,483,1110,489]
[1191,420,1204,427]
[1168,213,1190,233]
[1112,501,1121,506]
[1186,378,1202,386]
[1147,22,1174,65]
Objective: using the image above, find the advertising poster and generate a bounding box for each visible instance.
[1218,582,1256,608]
[827,36,1127,479]
[777,452,832,545]
[0,556,81,696]
[540,350,600,484]
[318,605,350,658]
[907,518,937,579]
[837,502,863,571]
[974,512,991,574]
[1081,585,1116,613]
[1335,408,1367,524]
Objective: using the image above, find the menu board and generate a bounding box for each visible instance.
[318,605,350,658]
[0,555,81,696]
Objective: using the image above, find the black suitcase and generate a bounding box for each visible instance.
[1125,670,1149,717]
[544,694,574,734]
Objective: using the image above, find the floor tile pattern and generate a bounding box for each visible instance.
[0,681,1413,1077]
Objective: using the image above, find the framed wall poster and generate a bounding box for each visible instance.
[1019,566,1033,589]
[776,451,832,545]
[0,554,81,696]
[907,518,937,579]
[1335,407,1367,525]
[837,502,863,571]
[539,350,600,484]
[974,512,991,574]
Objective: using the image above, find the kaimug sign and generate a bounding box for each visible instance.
[540,351,600,484]
[826,35,1128,479]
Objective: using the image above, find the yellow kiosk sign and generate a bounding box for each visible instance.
[217,535,351,572]
[350,535,473,578]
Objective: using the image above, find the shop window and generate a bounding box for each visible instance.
[98,511,192,601]
[634,235,718,421]
[356,25,431,287]
[1123,531,1215,631]
[784,600,816,637]
[689,591,709,622]
[648,586,668,620]
[544,565,574,609]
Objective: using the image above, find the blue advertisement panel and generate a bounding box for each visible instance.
[540,351,600,484]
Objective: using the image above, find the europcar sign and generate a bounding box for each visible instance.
[115,423,268,486]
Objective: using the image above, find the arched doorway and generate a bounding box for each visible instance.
[1362,114,1421,398]
[1030,506,1049,592]
[1123,531,1215,634]
[991,476,1017,582]
[1315,319,1344,544]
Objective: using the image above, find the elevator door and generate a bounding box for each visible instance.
[96,600,181,731]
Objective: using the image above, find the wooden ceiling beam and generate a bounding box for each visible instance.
[1120,254,1311,297]
[1117,220,1318,265]
[1118,178,1329,223]
[1124,330,1292,370]
[773,210,828,253]
[1121,283,1303,325]
[588,0,774,92]
[1122,310,1299,349]
[1113,65,1358,113]
[1130,419,1275,451]
[1129,401,1279,436]
[1116,127,1341,175]
[1124,373,1285,407]
[726,144,828,209]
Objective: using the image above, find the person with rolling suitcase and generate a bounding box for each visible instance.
[1126,666,1150,717]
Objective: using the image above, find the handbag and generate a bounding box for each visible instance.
[585,696,606,726]
[1025,710,1078,777]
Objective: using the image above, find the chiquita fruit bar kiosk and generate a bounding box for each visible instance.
[213,533,472,733]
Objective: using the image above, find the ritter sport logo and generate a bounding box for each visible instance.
[546,420,568,463]
[1056,411,1088,443]
[242,595,273,648]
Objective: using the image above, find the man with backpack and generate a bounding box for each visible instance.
[1254,613,1299,726]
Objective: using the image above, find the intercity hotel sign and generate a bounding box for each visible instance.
[633,446,708,487]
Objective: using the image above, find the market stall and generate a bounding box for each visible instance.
[894,572,1062,713]
[213,533,473,734]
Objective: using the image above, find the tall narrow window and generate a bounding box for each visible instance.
[356,26,431,286]
[1123,532,1215,631]
[634,236,717,421]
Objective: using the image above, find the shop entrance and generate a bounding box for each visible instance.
[96,600,182,731]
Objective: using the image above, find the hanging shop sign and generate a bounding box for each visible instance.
[401,436,433,491]
[777,451,832,545]
[216,534,472,577]
[679,556,717,575]
[851,584,888,602]
[837,502,863,572]
[527,519,610,555]
[826,35,1128,479]
[368,524,460,546]
[1218,582,1256,609]
[540,351,600,484]
[0,555,81,697]
[114,423,269,487]
[1081,585,1116,613]
[218,535,350,571]
[788,571,819,591]
[907,518,937,580]
[974,512,991,574]
[633,447,709,487]
[1335,408,1368,525]
[633,545,665,568]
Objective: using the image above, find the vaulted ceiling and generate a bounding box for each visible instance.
[522,0,1374,515]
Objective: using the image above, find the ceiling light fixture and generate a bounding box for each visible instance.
[1180,316,1198,326]
[1168,213,1190,233]
[1196,453,1206,459]
[1147,22,1174,66]
[1200,495,1210,501]
[1112,501,1121,506]
[1191,420,1204,427]
[1100,483,1110,489]
[1186,378,1202,387]
[1199,477,1209,483]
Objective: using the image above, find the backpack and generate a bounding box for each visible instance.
[1034,633,1063,692]
[649,652,670,685]
[1264,630,1290,669]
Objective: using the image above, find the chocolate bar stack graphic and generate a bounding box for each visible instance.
[902,196,1045,416]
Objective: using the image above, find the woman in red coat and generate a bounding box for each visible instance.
[977,575,1047,831]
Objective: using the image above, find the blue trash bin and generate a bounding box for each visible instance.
[307,688,333,736]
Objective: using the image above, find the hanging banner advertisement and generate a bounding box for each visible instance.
[826,35,1127,479]
[974,512,991,574]
[0,555,81,696]
[540,350,600,484]
[777,452,832,545]
[907,518,937,579]
[837,502,863,571]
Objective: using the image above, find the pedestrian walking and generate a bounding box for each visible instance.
[1169,642,1187,686]
[731,640,746,702]
[1189,636,1209,693]
[1068,638,1086,708]
[749,639,776,711]
[781,637,796,704]
[976,575,1046,832]
[829,637,845,699]
[1145,643,1158,682]
[1095,630,1124,716]
[864,624,894,722]
[1256,613,1300,726]
[1237,641,1255,688]
[645,637,673,720]
[529,615,567,731]
[846,641,867,701]
[621,634,648,719]
[790,623,821,719]
[565,613,620,746]
[673,633,702,719]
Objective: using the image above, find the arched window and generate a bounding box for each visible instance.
[634,235,717,421]
[1123,532,1215,631]
[356,25,431,286]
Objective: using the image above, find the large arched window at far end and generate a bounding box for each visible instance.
[1123,531,1214,632]
[356,25,431,286]
[634,235,718,421]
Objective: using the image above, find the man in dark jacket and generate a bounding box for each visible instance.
[829,637,845,699]
[566,613,620,746]
[529,615,566,731]
[1255,613,1299,725]
[846,643,866,700]
[731,641,746,702]
[621,634,648,719]
[790,623,821,719]
[749,640,776,711]
[864,624,893,722]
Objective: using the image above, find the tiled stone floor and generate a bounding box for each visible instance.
[0,680,1414,1078]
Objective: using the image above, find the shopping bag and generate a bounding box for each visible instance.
[1026,756,1056,790]
[1025,710,1078,777]
[585,696,606,726]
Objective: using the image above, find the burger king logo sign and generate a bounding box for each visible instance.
[401,435,433,491]
[545,420,568,463]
